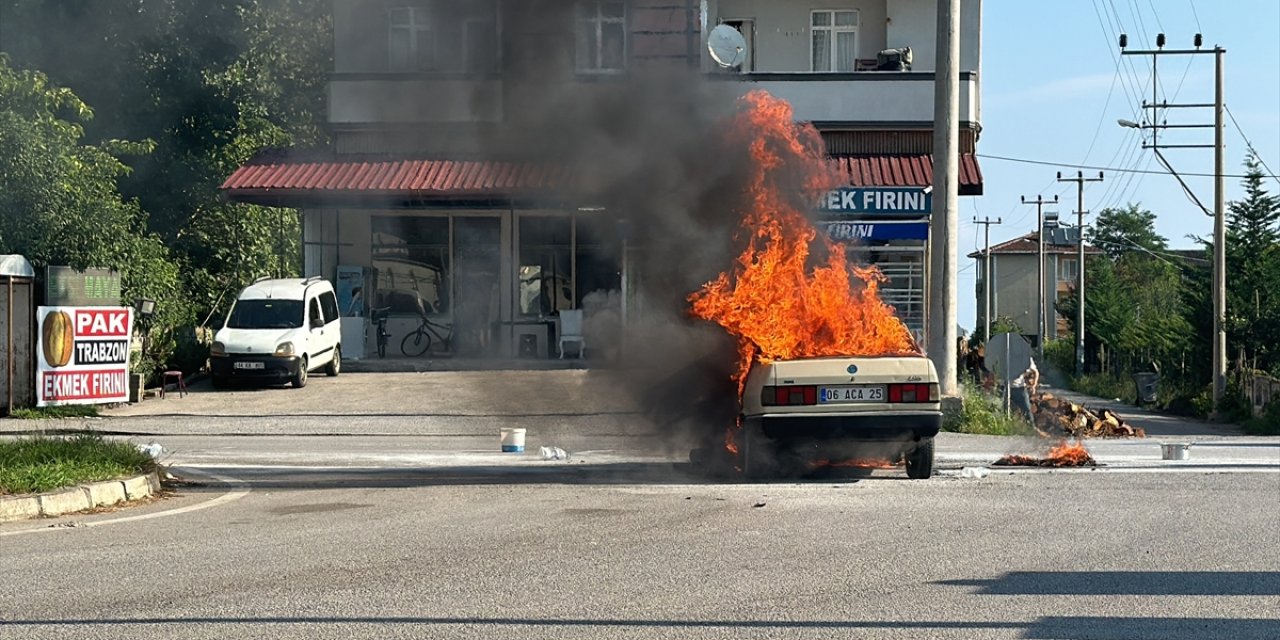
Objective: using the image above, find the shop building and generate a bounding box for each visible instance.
[221,0,985,360]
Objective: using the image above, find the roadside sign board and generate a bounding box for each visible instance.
[820,221,929,242]
[44,267,122,307]
[36,306,133,407]
[817,187,932,218]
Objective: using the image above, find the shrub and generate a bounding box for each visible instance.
[0,432,154,495]
[944,383,1034,436]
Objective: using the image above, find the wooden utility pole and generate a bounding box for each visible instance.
[973,217,1002,342]
[1057,171,1104,377]
[928,0,960,396]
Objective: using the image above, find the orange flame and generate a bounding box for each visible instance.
[687,91,920,452]
[995,441,1096,467]
[810,458,899,469]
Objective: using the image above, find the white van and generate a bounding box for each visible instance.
[210,277,342,389]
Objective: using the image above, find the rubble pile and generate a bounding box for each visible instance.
[1033,394,1146,439]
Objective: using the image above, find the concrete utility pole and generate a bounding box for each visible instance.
[928,0,960,396]
[973,217,1002,343]
[1120,33,1227,410]
[1021,194,1058,356]
[1057,171,1104,377]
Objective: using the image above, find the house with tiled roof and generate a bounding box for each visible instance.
[967,225,1103,347]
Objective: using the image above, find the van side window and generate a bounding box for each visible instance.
[319,291,340,324]
[310,299,323,326]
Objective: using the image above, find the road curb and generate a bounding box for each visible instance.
[0,471,162,523]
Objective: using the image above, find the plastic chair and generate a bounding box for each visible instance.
[160,371,187,398]
[558,309,585,359]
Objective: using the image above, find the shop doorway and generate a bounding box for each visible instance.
[453,217,502,356]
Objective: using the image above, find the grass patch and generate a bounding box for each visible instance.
[0,432,154,495]
[1243,402,1280,436]
[9,405,101,420]
[944,384,1035,436]
[1069,373,1138,405]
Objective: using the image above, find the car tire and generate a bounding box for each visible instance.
[905,437,934,480]
[212,375,228,390]
[740,422,777,480]
[325,346,341,376]
[291,357,308,389]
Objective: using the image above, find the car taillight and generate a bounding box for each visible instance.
[761,385,817,406]
[887,383,938,403]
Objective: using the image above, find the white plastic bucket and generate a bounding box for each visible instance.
[500,428,526,453]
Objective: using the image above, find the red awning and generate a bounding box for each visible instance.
[221,153,982,205]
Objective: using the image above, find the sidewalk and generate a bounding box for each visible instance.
[1042,387,1243,439]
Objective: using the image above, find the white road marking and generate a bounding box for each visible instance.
[0,469,249,538]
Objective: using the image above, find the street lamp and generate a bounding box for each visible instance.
[1117,119,1141,129]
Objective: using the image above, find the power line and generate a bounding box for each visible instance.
[1224,104,1280,184]
[976,153,1268,179]
[1188,0,1203,32]
[1080,61,1123,165]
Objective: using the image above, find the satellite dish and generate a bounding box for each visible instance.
[707,24,746,69]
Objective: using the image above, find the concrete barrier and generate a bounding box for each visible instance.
[84,480,127,508]
[0,495,41,523]
[37,487,91,515]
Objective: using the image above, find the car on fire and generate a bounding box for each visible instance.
[738,355,941,479]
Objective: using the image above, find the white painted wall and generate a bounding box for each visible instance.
[886,0,981,73]
[714,0,888,72]
[726,75,976,123]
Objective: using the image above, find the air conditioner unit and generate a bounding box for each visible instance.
[876,47,913,71]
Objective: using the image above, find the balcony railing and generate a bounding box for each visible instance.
[709,70,979,125]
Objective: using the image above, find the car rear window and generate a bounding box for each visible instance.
[227,299,304,329]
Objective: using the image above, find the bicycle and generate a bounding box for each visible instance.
[371,307,391,358]
[401,314,453,357]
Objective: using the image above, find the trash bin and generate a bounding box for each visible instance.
[1133,372,1160,404]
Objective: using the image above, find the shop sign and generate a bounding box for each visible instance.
[818,188,932,217]
[36,306,133,407]
[820,221,929,242]
[45,266,122,306]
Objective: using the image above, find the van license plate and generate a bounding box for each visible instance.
[819,385,884,403]
[234,361,265,370]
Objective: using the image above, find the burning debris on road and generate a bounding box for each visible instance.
[1033,394,1146,439]
[993,441,1097,468]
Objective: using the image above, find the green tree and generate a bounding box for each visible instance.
[0,56,189,376]
[1223,153,1280,372]
[0,0,331,323]
[1086,203,1168,259]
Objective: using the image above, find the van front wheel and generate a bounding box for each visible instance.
[291,357,308,389]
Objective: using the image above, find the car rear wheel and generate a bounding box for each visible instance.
[740,422,778,480]
[325,346,341,376]
[291,357,308,389]
[905,437,934,479]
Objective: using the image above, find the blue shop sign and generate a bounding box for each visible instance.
[819,187,932,217]
[821,221,929,242]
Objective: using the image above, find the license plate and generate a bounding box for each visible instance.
[819,385,885,404]
[234,361,264,370]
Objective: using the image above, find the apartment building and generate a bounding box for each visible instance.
[221,0,985,360]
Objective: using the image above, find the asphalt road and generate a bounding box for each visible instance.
[2,372,1278,639]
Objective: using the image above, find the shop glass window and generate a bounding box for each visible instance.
[372,216,450,316]
[576,0,626,73]
[811,10,858,72]
[388,2,498,73]
[574,214,621,306]
[519,216,573,316]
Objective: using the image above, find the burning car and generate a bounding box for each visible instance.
[738,355,941,479]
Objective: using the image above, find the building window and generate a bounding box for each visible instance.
[388,2,498,73]
[1059,257,1079,282]
[576,0,626,73]
[810,10,858,72]
[519,217,573,316]
[372,216,450,317]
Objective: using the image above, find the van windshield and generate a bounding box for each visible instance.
[227,299,303,329]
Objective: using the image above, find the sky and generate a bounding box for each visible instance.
[960,0,1280,331]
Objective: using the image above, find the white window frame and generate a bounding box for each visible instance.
[388,3,499,74]
[388,6,434,72]
[576,0,627,74]
[1058,257,1079,282]
[810,9,859,73]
